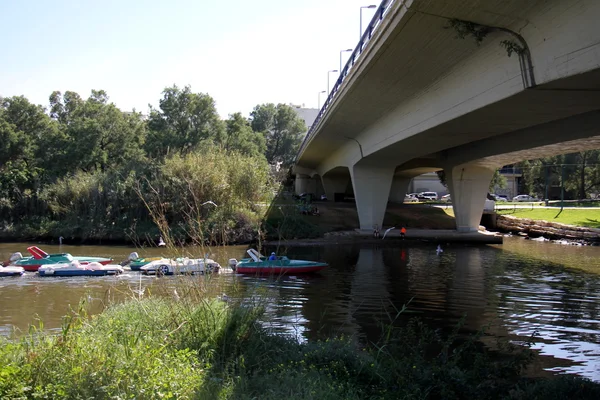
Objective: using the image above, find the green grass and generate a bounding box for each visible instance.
[2,288,600,399]
[496,208,600,228]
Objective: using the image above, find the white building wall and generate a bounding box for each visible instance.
[409,172,448,195]
[291,106,319,131]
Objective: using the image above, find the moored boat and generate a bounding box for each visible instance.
[229,249,328,275]
[0,265,25,277]
[140,257,221,276]
[122,252,164,271]
[38,260,124,277]
[7,246,112,272]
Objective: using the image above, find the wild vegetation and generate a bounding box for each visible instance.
[0,87,306,244]
[1,287,600,399]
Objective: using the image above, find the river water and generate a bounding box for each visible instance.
[1,238,600,381]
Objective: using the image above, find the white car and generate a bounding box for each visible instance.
[141,257,221,276]
[440,194,451,203]
[404,194,418,203]
[417,192,438,201]
[512,194,539,202]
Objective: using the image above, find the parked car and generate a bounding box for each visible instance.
[512,194,539,202]
[489,194,508,202]
[404,194,418,203]
[417,191,438,201]
[440,194,451,203]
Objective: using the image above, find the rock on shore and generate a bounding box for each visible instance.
[497,215,600,243]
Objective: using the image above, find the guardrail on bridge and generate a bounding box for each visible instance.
[296,0,399,158]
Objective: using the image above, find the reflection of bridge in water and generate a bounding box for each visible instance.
[298,245,501,340]
[270,243,600,381]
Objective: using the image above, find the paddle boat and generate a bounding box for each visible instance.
[140,257,221,276]
[6,246,113,272]
[38,260,124,277]
[229,249,328,275]
[0,265,25,277]
[122,252,164,271]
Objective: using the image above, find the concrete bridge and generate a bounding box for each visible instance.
[294,0,600,232]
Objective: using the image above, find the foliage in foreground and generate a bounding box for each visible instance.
[1,297,600,399]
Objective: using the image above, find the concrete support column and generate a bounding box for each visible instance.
[295,174,310,195]
[314,177,325,198]
[389,176,412,203]
[322,175,349,202]
[445,164,495,232]
[350,163,395,230]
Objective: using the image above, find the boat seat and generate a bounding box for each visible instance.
[86,262,104,270]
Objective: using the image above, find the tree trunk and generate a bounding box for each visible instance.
[579,153,587,199]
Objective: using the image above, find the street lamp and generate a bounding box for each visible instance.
[327,69,338,95]
[318,90,326,109]
[360,5,377,40]
[339,48,353,73]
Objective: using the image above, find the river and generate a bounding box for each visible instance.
[1,238,600,381]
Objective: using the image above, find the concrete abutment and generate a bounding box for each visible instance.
[445,164,495,232]
[389,176,412,203]
[350,162,395,230]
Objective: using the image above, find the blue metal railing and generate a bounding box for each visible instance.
[296,0,398,158]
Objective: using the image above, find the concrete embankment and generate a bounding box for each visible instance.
[352,228,503,244]
[496,214,600,243]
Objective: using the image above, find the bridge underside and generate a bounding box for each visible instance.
[298,72,600,232]
[295,0,600,232]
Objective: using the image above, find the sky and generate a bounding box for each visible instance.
[0,0,380,118]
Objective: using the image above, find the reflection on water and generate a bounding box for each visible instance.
[1,239,600,381]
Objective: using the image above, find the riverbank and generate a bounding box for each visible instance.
[265,228,502,245]
[495,214,600,244]
[2,291,600,399]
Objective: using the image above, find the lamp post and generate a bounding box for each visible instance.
[327,69,338,95]
[339,48,353,73]
[318,90,326,109]
[360,5,377,40]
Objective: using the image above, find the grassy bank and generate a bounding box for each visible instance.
[496,208,600,229]
[2,291,600,399]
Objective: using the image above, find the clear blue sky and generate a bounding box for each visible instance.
[0,0,380,117]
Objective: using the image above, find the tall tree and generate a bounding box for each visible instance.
[221,112,266,158]
[49,90,147,173]
[517,151,600,200]
[250,103,306,167]
[0,96,59,209]
[146,85,224,158]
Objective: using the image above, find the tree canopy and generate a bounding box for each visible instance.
[146,85,224,158]
[0,87,286,244]
[250,103,306,167]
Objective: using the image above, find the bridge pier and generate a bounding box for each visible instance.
[350,163,394,230]
[294,174,315,195]
[389,176,412,203]
[322,175,349,202]
[445,165,495,232]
